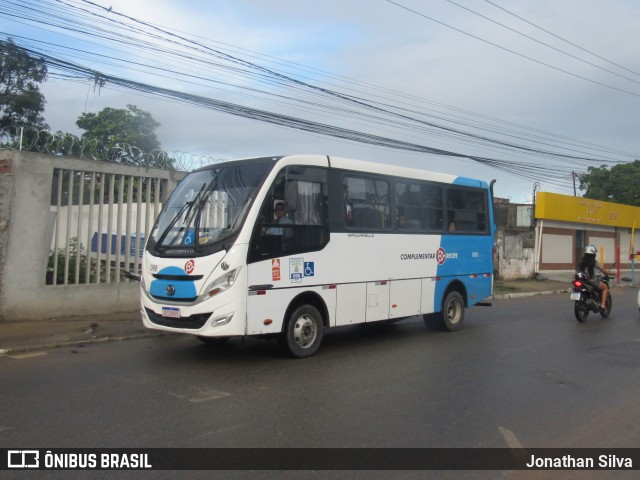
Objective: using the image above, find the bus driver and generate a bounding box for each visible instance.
[266,201,293,236]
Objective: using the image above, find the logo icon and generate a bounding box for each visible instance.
[436,247,446,265]
[185,259,195,274]
[166,285,176,296]
[8,450,39,468]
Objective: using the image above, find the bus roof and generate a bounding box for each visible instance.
[203,154,490,189]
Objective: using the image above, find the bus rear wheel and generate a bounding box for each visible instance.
[280,304,324,358]
[423,291,465,331]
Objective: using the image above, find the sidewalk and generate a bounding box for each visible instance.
[0,277,627,356]
[0,312,163,357]
[493,277,569,299]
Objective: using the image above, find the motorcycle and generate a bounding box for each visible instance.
[570,271,612,322]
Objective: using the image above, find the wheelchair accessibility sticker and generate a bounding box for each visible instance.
[289,258,315,283]
[183,229,195,246]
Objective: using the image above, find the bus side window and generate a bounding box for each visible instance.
[445,188,487,233]
[344,175,390,231]
[249,167,329,263]
[396,181,443,231]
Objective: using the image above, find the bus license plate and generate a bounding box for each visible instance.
[570,292,581,301]
[162,307,181,318]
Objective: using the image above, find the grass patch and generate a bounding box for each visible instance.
[493,281,518,292]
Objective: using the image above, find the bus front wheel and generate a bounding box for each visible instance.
[423,291,465,332]
[280,305,324,358]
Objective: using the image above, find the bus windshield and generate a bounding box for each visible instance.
[150,162,273,251]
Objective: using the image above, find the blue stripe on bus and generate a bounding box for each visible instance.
[149,266,198,300]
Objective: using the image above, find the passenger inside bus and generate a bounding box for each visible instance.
[345,203,353,226]
[266,201,293,236]
[448,210,457,231]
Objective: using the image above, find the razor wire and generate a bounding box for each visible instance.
[0,126,226,171]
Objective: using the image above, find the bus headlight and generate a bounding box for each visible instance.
[206,267,241,297]
[212,313,234,326]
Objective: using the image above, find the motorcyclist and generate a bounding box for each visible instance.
[578,245,612,311]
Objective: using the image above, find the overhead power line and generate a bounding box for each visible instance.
[3,0,636,161]
[384,0,640,98]
[0,40,584,189]
[2,0,638,193]
[445,0,640,88]
[483,0,640,79]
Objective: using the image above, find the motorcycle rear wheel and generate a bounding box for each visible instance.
[574,302,589,322]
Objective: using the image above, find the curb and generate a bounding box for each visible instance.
[493,289,569,300]
[493,282,635,300]
[0,331,165,357]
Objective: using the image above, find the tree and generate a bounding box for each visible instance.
[579,160,640,206]
[76,104,172,167]
[0,38,48,130]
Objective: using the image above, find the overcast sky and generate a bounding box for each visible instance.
[3,0,640,202]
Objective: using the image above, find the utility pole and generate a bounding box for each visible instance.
[572,171,577,196]
[531,182,540,227]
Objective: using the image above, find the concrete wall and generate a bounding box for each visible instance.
[495,228,536,280]
[0,150,184,321]
[0,156,13,306]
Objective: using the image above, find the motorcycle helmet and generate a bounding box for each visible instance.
[575,271,588,281]
[584,245,597,255]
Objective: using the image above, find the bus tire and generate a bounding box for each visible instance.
[441,291,465,331]
[280,304,324,358]
[424,291,465,331]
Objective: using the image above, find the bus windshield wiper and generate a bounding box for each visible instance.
[193,188,214,250]
[156,182,207,248]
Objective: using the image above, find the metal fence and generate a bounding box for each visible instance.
[0,149,189,320]
[48,168,166,285]
[0,127,214,287]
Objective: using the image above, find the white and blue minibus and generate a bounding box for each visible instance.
[140,155,495,357]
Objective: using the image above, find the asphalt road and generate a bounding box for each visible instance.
[1,288,639,479]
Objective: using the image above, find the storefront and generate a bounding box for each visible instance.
[535,192,640,275]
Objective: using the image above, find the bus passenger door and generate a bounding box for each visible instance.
[366,281,390,322]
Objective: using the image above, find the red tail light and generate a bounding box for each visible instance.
[572,280,583,288]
